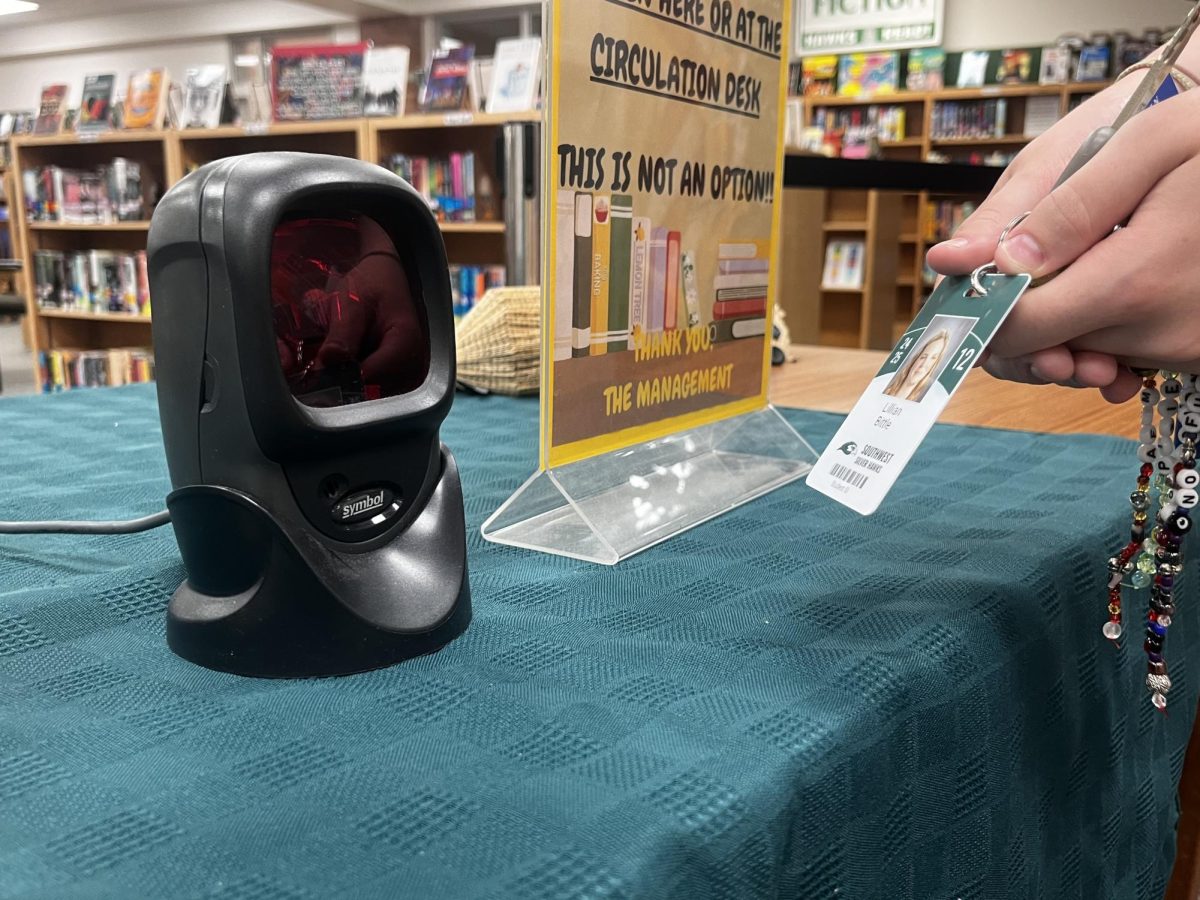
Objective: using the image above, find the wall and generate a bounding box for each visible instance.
[0,0,357,111]
[946,0,1183,51]
[0,41,229,110]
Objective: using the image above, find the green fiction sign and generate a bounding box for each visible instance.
[795,0,944,55]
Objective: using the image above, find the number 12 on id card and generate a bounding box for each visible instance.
[807,272,1033,515]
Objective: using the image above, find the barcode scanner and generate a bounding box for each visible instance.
[148,152,471,677]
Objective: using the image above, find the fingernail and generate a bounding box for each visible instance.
[1002,234,1046,272]
[933,238,970,250]
[1029,364,1047,382]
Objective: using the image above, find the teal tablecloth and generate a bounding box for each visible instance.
[0,384,1196,899]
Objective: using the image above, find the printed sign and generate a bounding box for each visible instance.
[542,0,790,469]
[795,0,944,56]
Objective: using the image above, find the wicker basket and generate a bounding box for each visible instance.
[454,286,541,396]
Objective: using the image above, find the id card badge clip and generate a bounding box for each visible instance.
[808,217,1034,515]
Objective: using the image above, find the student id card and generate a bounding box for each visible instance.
[807,272,1032,515]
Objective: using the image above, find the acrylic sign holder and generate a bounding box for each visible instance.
[481,405,817,565]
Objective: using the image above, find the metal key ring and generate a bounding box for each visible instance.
[967,212,1033,297]
[997,212,1032,250]
[969,263,999,297]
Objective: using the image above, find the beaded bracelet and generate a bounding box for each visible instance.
[1105,372,1200,711]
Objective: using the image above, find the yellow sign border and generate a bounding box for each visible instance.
[540,0,792,471]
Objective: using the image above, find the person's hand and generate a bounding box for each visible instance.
[925,76,1200,403]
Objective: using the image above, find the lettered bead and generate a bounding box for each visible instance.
[1181,411,1200,431]
[1177,469,1200,490]
[1159,400,1181,419]
[1164,379,1183,396]
[1139,445,1157,464]
[1139,428,1156,444]
[1142,388,1162,405]
[1186,393,1200,413]
[1175,488,1199,509]
[1172,514,1192,534]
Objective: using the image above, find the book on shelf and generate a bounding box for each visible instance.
[814,105,906,144]
[449,264,505,319]
[487,37,542,114]
[34,248,151,316]
[588,194,611,354]
[801,55,839,97]
[923,200,977,243]
[385,152,476,222]
[905,48,945,91]
[1,110,34,138]
[78,74,116,132]
[1039,46,1071,85]
[123,69,168,129]
[421,46,475,112]
[837,53,899,98]
[39,347,154,392]
[34,84,70,135]
[1076,45,1111,82]
[997,49,1036,84]
[931,98,1009,140]
[822,240,865,290]
[956,51,990,88]
[23,158,149,224]
[470,57,494,112]
[363,46,411,117]
[1023,95,1061,137]
[180,65,227,128]
[271,43,368,120]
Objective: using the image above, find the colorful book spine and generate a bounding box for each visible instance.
[718,258,771,275]
[664,231,681,331]
[629,217,651,341]
[607,194,633,351]
[589,195,611,356]
[572,193,593,358]
[713,297,768,320]
[649,227,667,333]
[681,250,700,328]
[712,317,767,343]
[554,190,575,361]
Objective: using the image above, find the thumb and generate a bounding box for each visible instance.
[996,91,1200,278]
[925,167,1055,276]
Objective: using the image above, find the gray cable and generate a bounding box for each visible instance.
[0,510,171,535]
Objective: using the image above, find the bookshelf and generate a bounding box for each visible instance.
[10,112,542,391]
[802,82,1112,164]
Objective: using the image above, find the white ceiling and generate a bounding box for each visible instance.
[5,0,198,24]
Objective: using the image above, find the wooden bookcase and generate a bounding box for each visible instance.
[803,82,1111,163]
[9,110,540,390]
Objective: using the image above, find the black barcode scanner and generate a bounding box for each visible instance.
[148,152,470,677]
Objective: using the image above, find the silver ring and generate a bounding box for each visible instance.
[970,263,999,297]
[998,212,1032,252]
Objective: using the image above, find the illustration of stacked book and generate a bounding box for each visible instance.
[34,249,151,316]
[554,189,769,361]
[386,152,476,222]
[712,240,769,343]
[38,347,154,392]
